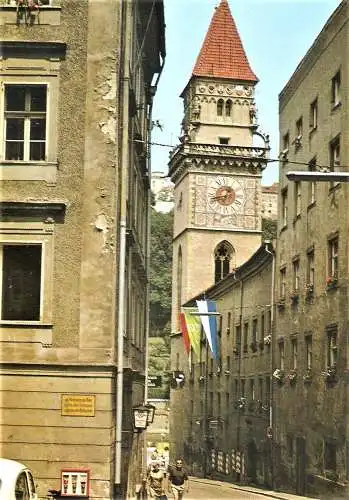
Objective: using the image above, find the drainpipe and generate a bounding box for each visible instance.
[237,276,243,481]
[115,0,131,494]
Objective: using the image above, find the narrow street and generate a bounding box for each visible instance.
[185,478,317,500]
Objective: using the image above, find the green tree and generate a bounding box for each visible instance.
[150,209,173,337]
[148,337,170,399]
[262,218,277,241]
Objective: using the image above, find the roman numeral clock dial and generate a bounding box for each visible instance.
[207,176,245,216]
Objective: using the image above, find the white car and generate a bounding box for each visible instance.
[0,459,38,500]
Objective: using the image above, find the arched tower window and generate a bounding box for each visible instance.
[176,246,183,329]
[214,241,235,283]
[225,99,232,117]
[217,99,224,116]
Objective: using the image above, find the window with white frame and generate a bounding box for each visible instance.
[326,326,337,368]
[331,71,341,107]
[0,225,54,324]
[292,258,300,291]
[294,182,301,217]
[305,334,312,370]
[309,98,318,130]
[330,135,340,171]
[291,338,298,370]
[281,188,288,227]
[328,236,338,279]
[279,341,285,370]
[4,84,47,161]
[308,157,316,205]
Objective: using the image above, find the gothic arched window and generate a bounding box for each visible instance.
[217,99,224,116]
[214,241,235,283]
[225,99,232,117]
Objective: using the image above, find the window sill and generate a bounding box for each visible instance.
[0,322,53,346]
[307,201,316,210]
[0,161,58,184]
[309,126,317,137]
[0,4,61,26]
[331,102,341,112]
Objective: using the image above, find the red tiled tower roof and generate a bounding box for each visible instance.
[192,0,258,82]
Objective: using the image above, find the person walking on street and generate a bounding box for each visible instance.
[147,461,167,499]
[167,458,189,499]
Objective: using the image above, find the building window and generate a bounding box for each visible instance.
[259,378,263,401]
[287,435,294,460]
[217,392,221,416]
[241,379,245,398]
[282,132,289,153]
[281,188,288,227]
[331,71,341,107]
[324,440,337,473]
[265,376,270,403]
[280,267,286,299]
[326,327,337,368]
[305,334,312,369]
[308,157,316,205]
[219,137,229,145]
[292,258,300,292]
[291,338,298,370]
[279,341,285,370]
[267,309,272,333]
[1,244,41,321]
[226,356,231,372]
[227,312,231,335]
[307,248,315,287]
[235,324,241,347]
[217,99,223,116]
[328,236,338,279]
[261,312,265,341]
[330,136,340,172]
[294,182,301,217]
[295,117,303,149]
[4,84,47,161]
[214,241,234,283]
[249,379,255,400]
[225,99,232,117]
[243,322,249,352]
[252,318,258,344]
[309,98,318,130]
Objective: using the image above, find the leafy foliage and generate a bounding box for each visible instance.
[148,337,170,399]
[262,218,277,241]
[150,209,173,337]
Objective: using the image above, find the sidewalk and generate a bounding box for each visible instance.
[190,476,320,500]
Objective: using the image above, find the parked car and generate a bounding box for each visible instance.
[0,458,38,500]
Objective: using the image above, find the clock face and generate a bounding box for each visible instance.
[207,176,245,215]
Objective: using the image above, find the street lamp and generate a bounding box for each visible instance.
[145,403,156,425]
[132,405,150,432]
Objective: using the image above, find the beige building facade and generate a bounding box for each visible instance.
[0,1,165,498]
[275,1,348,497]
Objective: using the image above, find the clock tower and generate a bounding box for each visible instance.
[169,0,270,330]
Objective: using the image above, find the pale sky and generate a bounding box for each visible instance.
[151,0,340,185]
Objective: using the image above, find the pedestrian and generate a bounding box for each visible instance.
[147,461,167,500]
[167,458,189,499]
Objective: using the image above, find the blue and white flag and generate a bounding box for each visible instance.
[196,299,219,360]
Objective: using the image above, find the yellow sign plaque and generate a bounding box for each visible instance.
[61,394,95,417]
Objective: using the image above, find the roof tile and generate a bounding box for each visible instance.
[192,0,258,82]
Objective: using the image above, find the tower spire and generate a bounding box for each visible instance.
[192,0,258,82]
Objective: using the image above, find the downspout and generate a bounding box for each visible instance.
[115,0,131,491]
[237,275,243,480]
